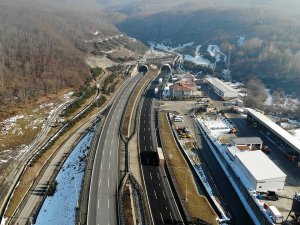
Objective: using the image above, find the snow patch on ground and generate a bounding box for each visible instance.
[35,131,94,225]
[184,54,212,67]
[238,36,246,47]
[264,89,273,105]
[292,129,300,141]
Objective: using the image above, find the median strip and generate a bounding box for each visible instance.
[158,112,218,225]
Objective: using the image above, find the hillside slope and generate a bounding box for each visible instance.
[0,0,121,119]
[117,2,300,96]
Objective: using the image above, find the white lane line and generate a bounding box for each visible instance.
[113,130,115,136]
[110,149,112,156]
[101,164,103,170]
[170,212,174,223]
[144,136,145,141]
[165,206,168,210]
[144,127,145,132]
[160,213,164,224]
[109,162,111,170]
[98,199,99,208]
[163,190,166,199]
[150,172,152,180]
[105,139,107,145]
[157,172,160,180]
[154,190,157,199]
[108,178,110,188]
[99,178,102,187]
[108,199,110,209]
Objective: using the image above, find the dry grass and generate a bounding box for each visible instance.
[159,112,218,225]
[3,86,115,219]
[122,69,157,137]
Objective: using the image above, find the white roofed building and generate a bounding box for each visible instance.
[206,76,239,100]
[234,151,286,192]
[246,108,300,163]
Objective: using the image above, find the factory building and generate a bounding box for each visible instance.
[234,151,286,192]
[205,76,239,100]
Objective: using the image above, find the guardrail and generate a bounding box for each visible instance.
[77,116,105,225]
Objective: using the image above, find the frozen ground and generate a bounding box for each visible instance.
[35,130,94,225]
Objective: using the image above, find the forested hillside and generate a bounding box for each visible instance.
[118,2,300,96]
[0,0,121,118]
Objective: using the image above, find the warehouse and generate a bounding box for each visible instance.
[205,76,239,100]
[246,108,300,161]
[235,151,286,192]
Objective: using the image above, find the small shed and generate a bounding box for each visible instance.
[230,137,263,150]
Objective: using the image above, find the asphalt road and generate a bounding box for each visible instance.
[87,74,142,225]
[139,72,183,225]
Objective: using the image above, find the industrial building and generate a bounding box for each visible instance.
[230,137,263,151]
[246,108,300,163]
[205,76,239,100]
[234,151,286,192]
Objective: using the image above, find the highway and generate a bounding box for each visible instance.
[139,71,183,225]
[87,73,142,225]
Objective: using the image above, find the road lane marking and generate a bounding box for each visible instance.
[170,212,174,223]
[154,190,157,199]
[144,136,145,141]
[101,164,102,170]
[150,135,152,141]
[108,178,110,188]
[108,199,110,209]
[110,149,112,156]
[99,178,102,187]
[109,162,111,170]
[150,172,152,180]
[160,213,164,224]
[163,190,166,199]
[98,199,99,208]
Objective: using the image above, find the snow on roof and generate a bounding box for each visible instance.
[236,151,286,181]
[246,108,300,153]
[206,77,237,94]
[231,137,263,145]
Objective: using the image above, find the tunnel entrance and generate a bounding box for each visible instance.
[160,64,172,74]
[138,65,148,75]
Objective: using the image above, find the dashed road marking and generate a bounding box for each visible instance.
[163,190,166,199]
[154,190,157,199]
[160,213,164,224]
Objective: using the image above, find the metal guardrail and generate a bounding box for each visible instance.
[77,115,105,225]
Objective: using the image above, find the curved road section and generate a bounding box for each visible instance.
[139,71,184,225]
[88,74,142,225]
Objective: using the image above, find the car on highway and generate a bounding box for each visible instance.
[262,145,272,154]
